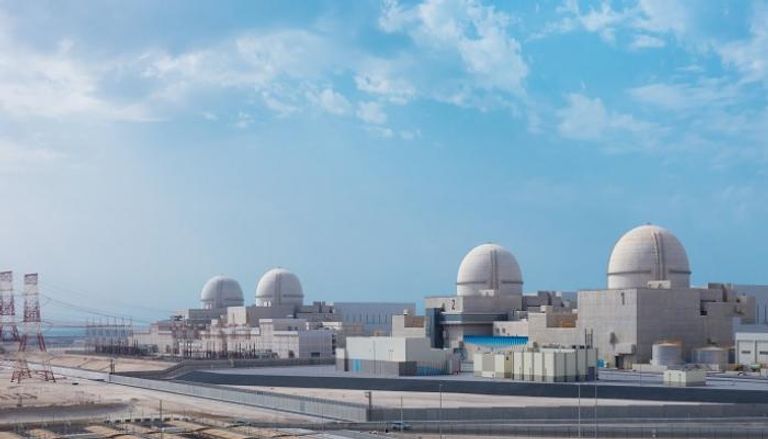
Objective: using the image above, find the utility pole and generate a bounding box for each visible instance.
[438,383,443,439]
[578,382,582,438]
[594,375,598,439]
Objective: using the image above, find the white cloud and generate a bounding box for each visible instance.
[142,30,339,95]
[628,80,739,111]
[0,11,149,121]
[557,94,608,140]
[260,88,299,117]
[539,0,693,49]
[399,129,422,140]
[0,41,148,120]
[557,93,656,144]
[633,0,690,39]
[380,0,528,94]
[577,2,630,43]
[716,3,768,84]
[0,138,63,172]
[366,126,395,138]
[536,1,630,43]
[356,101,388,125]
[379,0,414,32]
[630,34,666,49]
[234,111,254,129]
[307,88,351,115]
[354,68,415,105]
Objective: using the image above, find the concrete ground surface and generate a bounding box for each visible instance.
[0,365,315,427]
[45,350,171,372]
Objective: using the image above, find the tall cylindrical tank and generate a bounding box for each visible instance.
[692,346,727,370]
[651,342,682,366]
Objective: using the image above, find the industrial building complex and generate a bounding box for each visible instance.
[337,224,762,378]
[96,268,415,360]
[5,223,768,437]
[80,222,768,384]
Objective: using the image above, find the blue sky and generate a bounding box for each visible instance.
[0,0,767,321]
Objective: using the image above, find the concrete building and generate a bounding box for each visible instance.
[419,225,756,370]
[337,336,459,376]
[732,284,768,332]
[200,318,333,359]
[424,243,575,357]
[127,270,414,360]
[519,225,754,368]
[735,332,768,366]
[332,302,416,335]
[391,314,426,338]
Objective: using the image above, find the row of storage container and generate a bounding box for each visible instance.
[473,347,598,382]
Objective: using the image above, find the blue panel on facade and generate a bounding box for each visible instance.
[463,335,529,347]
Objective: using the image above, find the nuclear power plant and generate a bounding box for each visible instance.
[82,222,764,379]
[337,224,761,379]
[102,267,416,360]
[5,223,768,438]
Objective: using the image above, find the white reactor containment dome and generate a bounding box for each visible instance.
[607,224,691,289]
[255,268,304,307]
[200,276,244,309]
[456,243,523,296]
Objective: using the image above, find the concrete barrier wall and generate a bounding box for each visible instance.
[180,371,768,404]
[370,403,768,421]
[108,375,368,422]
[119,357,335,379]
[49,365,110,381]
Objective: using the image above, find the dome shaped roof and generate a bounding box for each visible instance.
[200,276,244,309]
[607,224,691,289]
[457,243,523,296]
[255,268,304,307]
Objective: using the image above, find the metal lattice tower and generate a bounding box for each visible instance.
[12,273,55,383]
[0,270,20,342]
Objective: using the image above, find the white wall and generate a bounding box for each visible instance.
[332,302,416,335]
[736,332,768,366]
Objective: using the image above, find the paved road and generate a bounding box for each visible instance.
[244,418,768,438]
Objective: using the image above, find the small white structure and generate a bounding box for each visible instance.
[692,346,728,371]
[735,332,768,366]
[473,347,598,382]
[664,368,706,386]
[650,342,683,366]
